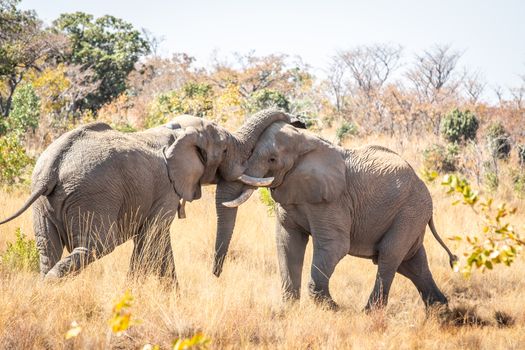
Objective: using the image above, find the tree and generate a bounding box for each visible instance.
[53,12,150,111]
[0,0,67,117]
[462,70,485,104]
[336,44,402,99]
[247,88,290,113]
[3,83,40,137]
[406,44,462,104]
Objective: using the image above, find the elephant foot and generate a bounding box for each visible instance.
[363,300,387,314]
[311,295,339,311]
[320,299,340,311]
[43,269,62,283]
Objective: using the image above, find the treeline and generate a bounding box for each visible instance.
[1,0,524,189]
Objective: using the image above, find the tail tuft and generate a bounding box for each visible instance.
[449,254,459,269]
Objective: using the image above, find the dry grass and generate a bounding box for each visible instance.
[1,134,524,349]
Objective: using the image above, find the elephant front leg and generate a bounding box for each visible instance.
[129,227,177,288]
[276,221,309,302]
[308,235,348,310]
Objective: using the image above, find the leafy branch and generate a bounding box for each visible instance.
[439,174,523,277]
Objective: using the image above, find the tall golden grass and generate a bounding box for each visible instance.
[0,133,524,349]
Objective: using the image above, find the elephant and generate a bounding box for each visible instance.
[0,110,303,283]
[221,121,458,311]
[0,115,231,282]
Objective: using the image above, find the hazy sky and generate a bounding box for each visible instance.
[21,0,525,100]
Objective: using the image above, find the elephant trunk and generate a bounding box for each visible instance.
[213,180,243,276]
[213,109,293,277]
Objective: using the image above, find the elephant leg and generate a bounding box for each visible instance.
[365,223,414,311]
[33,213,63,277]
[308,233,347,309]
[129,226,177,287]
[45,216,116,279]
[397,246,448,307]
[276,220,309,301]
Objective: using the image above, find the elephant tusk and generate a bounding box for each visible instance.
[237,174,274,187]
[222,188,256,207]
[177,199,186,219]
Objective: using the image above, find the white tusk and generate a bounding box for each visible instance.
[237,174,274,187]
[222,188,256,207]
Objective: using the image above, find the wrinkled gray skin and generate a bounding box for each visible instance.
[0,110,302,283]
[210,110,306,276]
[225,122,458,311]
[0,115,231,282]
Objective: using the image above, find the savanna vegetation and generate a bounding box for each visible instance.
[0,0,524,348]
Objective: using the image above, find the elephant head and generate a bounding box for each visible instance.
[210,110,306,276]
[151,111,304,275]
[223,121,346,209]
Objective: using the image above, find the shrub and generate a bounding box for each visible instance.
[422,143,459,173]
[145,82,214,128]
[516,144,525,166]
[440,109,479,143]
[0,228,39,272]
[258,188,275,216]
[248,89,290,113]
[5,83,40,137]
[0,134,34,185]
[336,121,358,142]
[486,122,511,160]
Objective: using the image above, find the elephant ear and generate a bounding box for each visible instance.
[272,141,346,204]
[164,127,205,202]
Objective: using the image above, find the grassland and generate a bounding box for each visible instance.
[0,133,524,349]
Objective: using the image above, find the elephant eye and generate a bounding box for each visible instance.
[269,157,276,163]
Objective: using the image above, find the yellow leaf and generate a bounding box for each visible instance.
[65,321,82,340]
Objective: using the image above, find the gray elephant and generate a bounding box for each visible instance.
[0,116,230,281]
[221,121,458,311]
[0,110,301,283]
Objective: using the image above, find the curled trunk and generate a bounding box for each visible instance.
[212,109,293,276]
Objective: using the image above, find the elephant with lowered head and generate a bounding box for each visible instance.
[0,115,232,282]
[221,121,458,311]
[0,110,302,283]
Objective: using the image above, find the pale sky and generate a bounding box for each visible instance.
[21,0,525,101]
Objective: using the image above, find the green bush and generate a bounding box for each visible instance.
[422,143,459,173]
[5,83,40,137]
[516,144,525,166]
[248,89,290,113]
[0,134,34,185]
[1,228,39,272]
[486,122,511,160]
[145,82,214,128]
[336,121,358,142]
[258,188,275,216]
[440,109,479,143]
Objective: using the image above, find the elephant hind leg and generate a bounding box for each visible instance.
[397,245,448,307]
[33,214,63,277]
[365,222,416,311]
[45,215,116,279]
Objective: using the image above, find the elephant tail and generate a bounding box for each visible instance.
[0,184,47,225]
[428,217,458,268]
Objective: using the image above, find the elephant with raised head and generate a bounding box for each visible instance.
[221,121,458,311]
[0,115,231,282]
